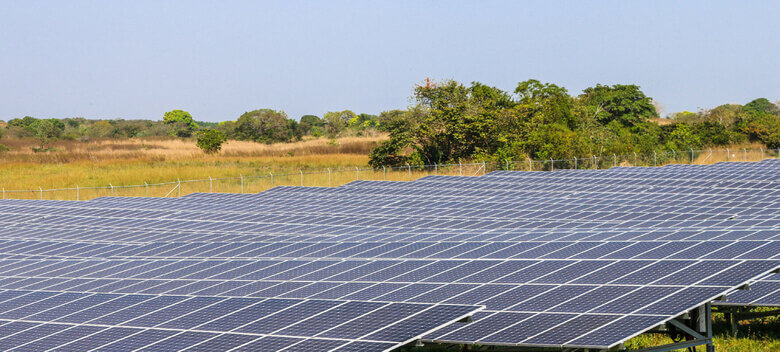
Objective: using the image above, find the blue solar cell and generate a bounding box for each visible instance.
[317,303,429,340]
[92,328,179,352]
[198,298,301,331]
[0,323,70,350]
[231,336,303,351]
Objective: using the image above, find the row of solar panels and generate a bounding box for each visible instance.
[0,160,776,350]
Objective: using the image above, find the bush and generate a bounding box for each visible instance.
[196,129,227,154]
[0,144,9,153]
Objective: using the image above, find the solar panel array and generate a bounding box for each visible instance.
[0,159,777,351]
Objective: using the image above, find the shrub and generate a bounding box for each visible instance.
[196,129,227,154]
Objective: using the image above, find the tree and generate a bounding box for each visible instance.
[743,98,779,116]
[580,84,657,126]
[162,109,198,137]
[323,110,357,137]
[234,109,299,143]
[196,129,227,153]
[299,115,324,136]
[30,119,63,150]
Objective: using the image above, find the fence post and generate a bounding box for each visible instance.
[381,166,385,180]
[672,149,675,161]
[743,148,747,161]
[240,174,244,193]
[434,163,438,175]
[633,152,637,166]
[549,158,553,171]
[39,186,43,200]
[760,147,764,160]
[300,169,304,186]
[726,148,730,161]
[145,182,148,197]
[613,154,617,167]
[177,179,181,198]
[653,151,657,166]
[690,148,694,164]
[406,163,411,181]
[574,157,577,169]
[459,160,462,176]
[482,161,486,175]
[505,160,510,171]
[76,184,79,201]
[529,158,532,171]
[355,166,359,180]
[110,183,114,197]
[2,188,4,200]
[209,176,213,193]
[270,172,273,187]
[328,168,332,186]
[593,155,598,170]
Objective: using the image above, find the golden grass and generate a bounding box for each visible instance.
[0,136,777,200]
[0,136,388,198]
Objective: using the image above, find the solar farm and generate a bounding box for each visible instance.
[0,159,777,351]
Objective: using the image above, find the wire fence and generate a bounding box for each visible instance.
[2,147,779,201]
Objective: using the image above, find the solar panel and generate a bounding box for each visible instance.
[0,159,777,350]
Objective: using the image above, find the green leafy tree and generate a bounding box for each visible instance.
[579,84,657,126]
[743,98,779,116]
[30,119,64,150]
[234,109,300,143]
[163,109,198,137]
[196,129,228,153]
[323,110,357,137]
[299,115,324,136]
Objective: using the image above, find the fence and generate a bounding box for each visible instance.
[2,147,779,201]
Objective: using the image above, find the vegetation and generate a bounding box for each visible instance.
[195,129,227,154]
[367,79,780,167]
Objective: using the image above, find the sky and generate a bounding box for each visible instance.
[1,0,778,122]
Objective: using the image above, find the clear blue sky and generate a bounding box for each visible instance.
[1,0,778,122]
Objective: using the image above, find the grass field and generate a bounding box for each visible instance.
[0,137,775,200]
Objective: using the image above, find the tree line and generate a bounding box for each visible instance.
[367,79,780,167]
[0,108,386,153]
[1,79,778,158]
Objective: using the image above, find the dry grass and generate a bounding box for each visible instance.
[0,136,388,198]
